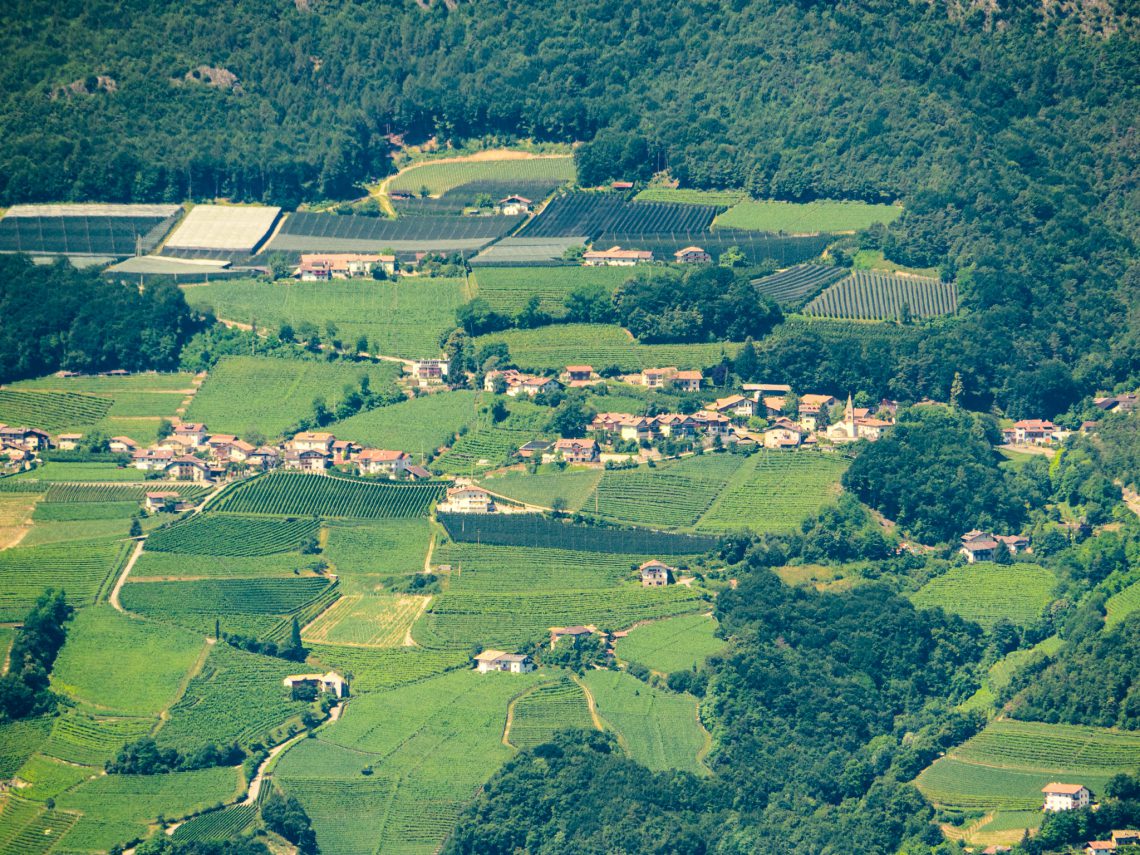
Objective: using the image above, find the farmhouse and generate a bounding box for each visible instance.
[297,253,395,280]
[639,560,674,586]
[410,359,449,385]
[549,625,595,649]
[582,245,653,267]
[1094,393,1139,413]
[641,367,677,389]
[708,395,755,419]
[673,246,711,264]
[247,446,281,469]
[618,416,657,443]
[206,434,238,458]
[1086,842,1117,854]
[228,439,256,462]
[174,422,208,447]
[553,438,598,463]
[283,449,330,472]
[672,370,703,392]
[473,650,535,674]
[561,365,596,385]
[108,436,139,454]
[797,394,838,431]
[690,411,732,436]
[441,485,496,513]
[764,420,804,449]
[1013,419,1058,445]
[56,433,83,450]
[144,491,191,513]
[1043,783,1090,812]
[484,369,561,397]
[357,448,411,476]
[292,431,336,454]
[1112,831,1140,846]
[131,447,174,471]
[655,413,698,438]
[959,530,999,563]
[497,196,533,216]
[283,671,349,698]
[517,440,553,460]
[855,417,893,440]
[165,456,214,483]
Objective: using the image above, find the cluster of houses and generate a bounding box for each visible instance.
[958,530,1031,563]
[0,425,51,464]
[296,253,396,281]
[578,245,712,267]
[1001,419,1071,446]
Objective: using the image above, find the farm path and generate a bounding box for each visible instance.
[403,595,432,647]
[109,538,146,613]
[242,730,307,806]
[1121,485,1140,519]
[570,673,605,732]
[423,531,435,573]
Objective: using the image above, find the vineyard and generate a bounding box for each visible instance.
[157,643,312,751]
[591,454,746,528]
[507,677,595,749]
[272,210,522,247]
[519,192,722,239]
[0,389,111,430]
[633,188,746,206]
[121,576,336,637]
[471,266,630,316]
[433,543,654,591]
[751,264,847,305]
[0,718,53,778]
[432,402,550,474]
[32,500,138,522]
[436,513,718,555]
[0,797,79,855]
[322,519,432,591]
[132,550,315,580]
[40,714,155,767]
[309,645,468,693]
[386,155,576,196]
[803,271,958,320]
[582,670,708,774]
[1106,579,1140,628]
[302,593,428,647]
[472,324,738,372]
[335,390,479,454]
[13,461,147,482]
[184,355,402,436]
[470,236,587,266]
[479,469,604,511]
[213,472,445,518]
[0,538,128,620]
[696,451,849,533]
[614,613,723,673]
[11,372,197,394]
[916,719,1140,812]
[144,514,320,556]
[713,199,902,233]
[170,803,257,843]
[910,563,1057,629]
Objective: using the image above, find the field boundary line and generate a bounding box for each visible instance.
[569,672,605,732]
[109,539,146,613]
[152,637,214,734]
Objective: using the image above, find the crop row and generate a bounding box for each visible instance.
[910,563,1056,629]
[387,156,575,196]
[145,514,320,556]
[308,645,468,693]
[121,576,333,619]
[0,539,129,621]
[471,266,630,316]
[435,543,655,592]
[438,512,716,556]
[0,213,175,256]
[171,804,258,843]
[214,472,445,519]
[0,801,79,855]
[41,714,155,767]
[508,678,594,750]
[520,192,721,239]
[593,455,745,529]
[751,264,846,304]
[433,425,538,473]
[274,210,523,244]
[1106,579,1140,628]
[0,389,111,430]
[803,271,957,320]
[0,481,204,504]
[953,719,1140,771]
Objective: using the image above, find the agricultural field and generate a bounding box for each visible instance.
[13,462,148,482]
[751,264,847,305]
[40,713,155,767]
[1106,578,1140,628]
[507,677,596,750]
[0,796,81,855]
[592,453,747,529]
[436,512,718,555]
[852,248,940,277]
[714,199,902,233]
[334,390,480,454]
[302,593,428,647]
[0,205,180,256]
[614,613,724,673]
[432,543,657,591]
[916,719,1140,812]
[144,514,320,556]
[633,188,746,206]
[803,271,958,320]
[470,266,630,316]
[910,562,1057,629]
[276,669,547,855]
[51,607,205,716]
[170,803,257,843]
[0,718,53,778]
[432,400,550,474]
[394,178,569,216]
[11,372,198,395]
[598,231,832,267]
[387,154,575,196]
[0,493,36,549]
[183,278,468,360]
[520,192,722,239]
[32,500,138,522]
[184,355,400,436]
[0,538,129,620]
[695,451,849,533]
[322,519,433,591]
[480,469,604,510]
[267,211,521,255]
[132,550,316,580]
[156,642,312,751]
[473,323,739,372]
[0,389,111,430]
[120,576,335,637]
[309,645,469,693]
[583,670,708,774]
[214,471,444,519]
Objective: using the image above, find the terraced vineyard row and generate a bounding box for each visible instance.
[508,678,595,749]
[0,389,111,429]
[751,264,846,304]
[433,425,540,474]
[0,538,129,620]
[0,481,204,503]
[214,472,444,518]
[593,454,746,528]
[803,271,957,320]
[41,714,155,767]
[170,803,257,843]
[1106,578,1140,628]
[144,514,320,556]
[434,543,653,591]
[910,562,1057,629]
[437,513,717,555]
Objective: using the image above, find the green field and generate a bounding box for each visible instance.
[323,519,433,593]
[387,155,575,196]
[144,514,320,556]
[302,592,429,647]
[916,718,1140,811]
[309,645,469,693]
[633,187,746,206]
[471,266,630,317]
[434,542,655,592]
[51,607,205,716]
[507,677,596,750]
[12,373,197,394]
[1106,578,1140,628]
[910,562,1057,629]
[0,389,111,430]
[433,399,550,474]
[480,469,604,511]
[0,538,129,620]
[695,451,850,533]
[592,454,746,529]
[276,669,547,855]
[184,355,400,437]
[472,324,739,372]
[41,713,156,767]
[614,613,724,673]
[132,549,316,580]
[583,669,709,774]
[182,278,468,360]
[334,391,480,455]
[0,718,53,778]
[214,471,444,518]
[714,199,902,233]
[14,462,148,482]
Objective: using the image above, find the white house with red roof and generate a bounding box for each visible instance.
[357,448,412,477]
[1042,782,1090,812]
